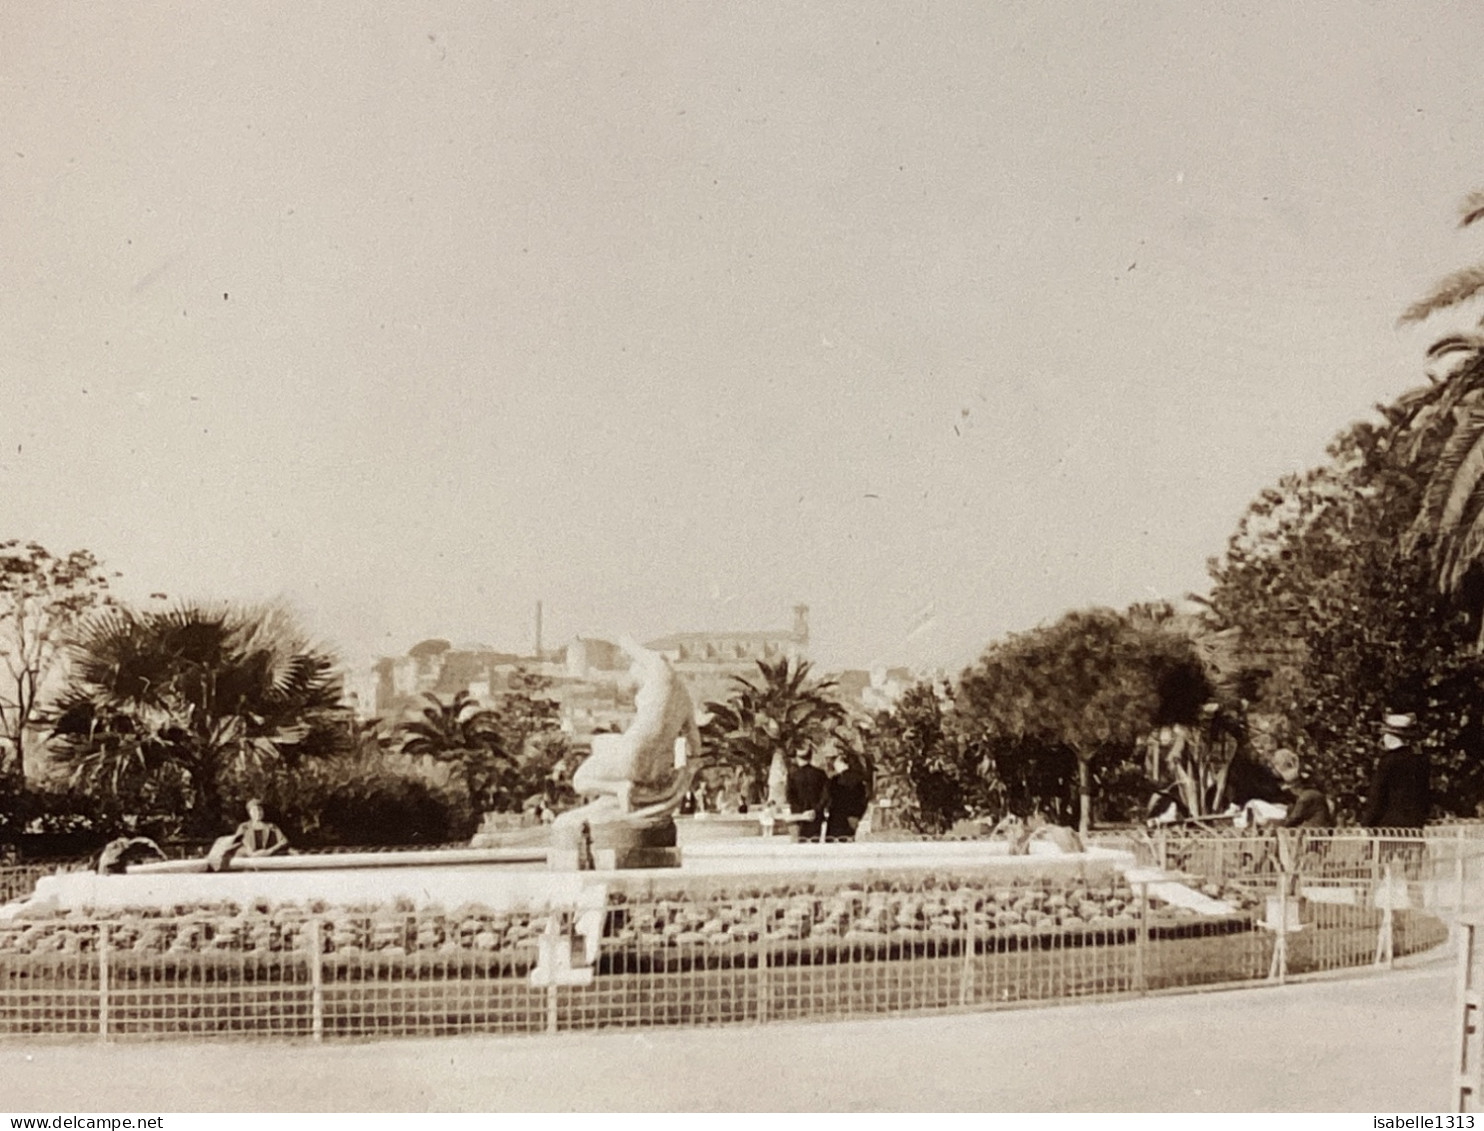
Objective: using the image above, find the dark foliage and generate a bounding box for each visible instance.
[49,602,352,836]
[1207,421,1484,820]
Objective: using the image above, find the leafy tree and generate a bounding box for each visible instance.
[1207,419,1484,819]
[956,608,1211,832]
[967,734,1084,827]
[486,670,561,758]
[865,681,996,832]
[396,690,511,812]
[0,541,114,781]
[700,656,847,791]
[49,602,350,835]
[484,669,575,812]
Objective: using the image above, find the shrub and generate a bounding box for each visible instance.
[252,753,473,848]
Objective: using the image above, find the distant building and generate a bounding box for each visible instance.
[831,664,915,716]
[644,604,811,711]
[362,638,562,722]
[354,604,814,740]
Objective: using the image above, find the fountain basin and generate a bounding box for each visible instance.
[2,839,1136,919]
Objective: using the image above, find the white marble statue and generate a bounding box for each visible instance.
[556,637,699,831]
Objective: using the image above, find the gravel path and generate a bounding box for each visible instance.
[0,957,1457,1112]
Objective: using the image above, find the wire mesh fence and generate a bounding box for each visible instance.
[0,830,1466,1043]
[0,862,88,906]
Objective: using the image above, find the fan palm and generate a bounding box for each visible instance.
[50,602,349,834]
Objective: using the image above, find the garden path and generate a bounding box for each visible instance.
[0,955,1454,1112]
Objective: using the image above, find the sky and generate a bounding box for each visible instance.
[4,2,1484,676]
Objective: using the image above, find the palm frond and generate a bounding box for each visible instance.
[1440,496,1484,594]
[1396,380,1484,468]
[1427,334,1484,363]
[1399,262,1484,326]
[51,599,354,827]
[1460,190,1484,229]
[1410,404,1484,560]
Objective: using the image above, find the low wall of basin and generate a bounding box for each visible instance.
[3,838,1133,917]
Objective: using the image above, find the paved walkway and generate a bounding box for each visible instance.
[0,957,1458,1112]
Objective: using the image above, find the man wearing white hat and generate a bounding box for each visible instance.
[1360,712,1430,829]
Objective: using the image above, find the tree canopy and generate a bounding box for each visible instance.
[1390,189,1484,617]
[49,601,349,836]
[1206,418,1484,819]
[956,608,1212,831]
[396,689,509,812]
[0,541,114,779]
[700,656,847,786]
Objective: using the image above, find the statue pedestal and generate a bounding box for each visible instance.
[547,844,682,871]
[548,808,680,871]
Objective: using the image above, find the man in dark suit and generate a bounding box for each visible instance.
[1361,713,1430,829]
[825,753,871,841]
[786,750,829,842]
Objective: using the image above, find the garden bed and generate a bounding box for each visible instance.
[0,871,1447,1040]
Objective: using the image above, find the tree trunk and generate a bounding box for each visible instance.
[1077,757,1092,835]
[766,751,789,809]
[188,755,226,838]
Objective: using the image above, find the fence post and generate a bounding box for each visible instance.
[1457,919,1480,1112]
[1134,880,1148,995]
[306,919,324,1043]
[1268,869,1289,985]
[959,897,975,1007]
[1458,827,1469,937]
[1376,862,1396,969]
[97,921,109,1043]
[756,894,771,1024]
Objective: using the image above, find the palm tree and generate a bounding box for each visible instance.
[396,690,510,810]
[700,656,847,801]
[1392,190,1484,618]
[49,601,349,834]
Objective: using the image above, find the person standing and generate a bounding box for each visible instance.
[824,753,870,841]
[1360,713,1430,829]
[785,749,829,842]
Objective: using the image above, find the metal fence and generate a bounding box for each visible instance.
[0,861,88,906]
[0,830,1465,1043]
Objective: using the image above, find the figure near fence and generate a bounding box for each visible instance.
[1361,713,1430,830]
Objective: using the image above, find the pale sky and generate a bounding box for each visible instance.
[4,3,1483,674]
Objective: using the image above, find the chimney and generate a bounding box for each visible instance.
[792,603,810,645]
[535,600,543,660]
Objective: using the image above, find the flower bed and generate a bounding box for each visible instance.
[0,872,1254,960]
[0,870,1448,1040]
